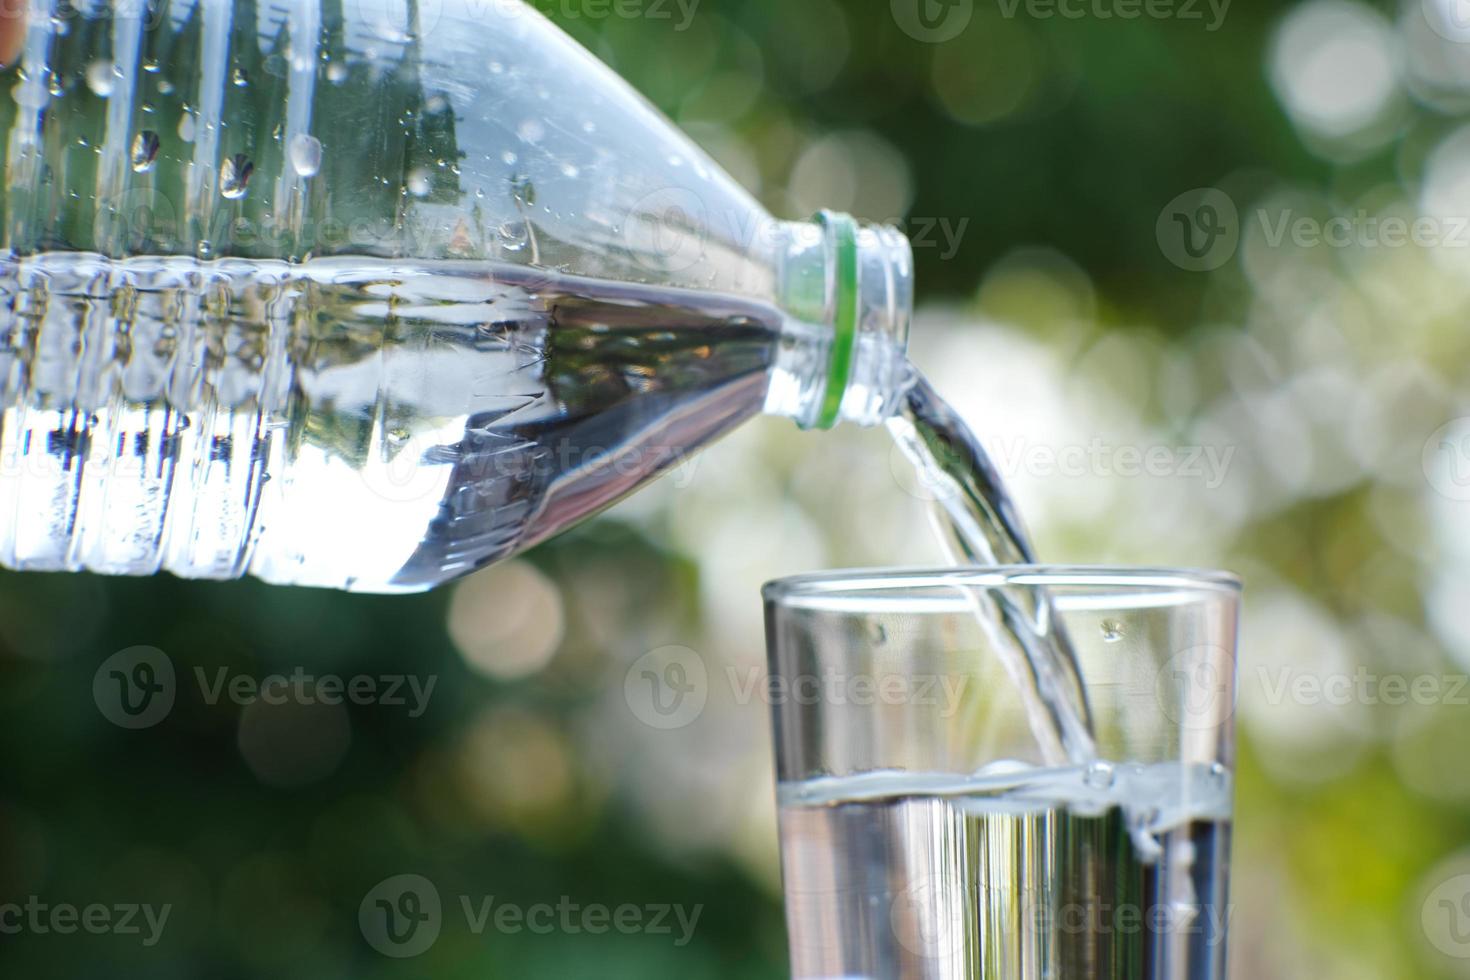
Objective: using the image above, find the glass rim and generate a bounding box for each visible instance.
[762,564,1241,605]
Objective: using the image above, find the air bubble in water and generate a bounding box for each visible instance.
[326,61,347,84]
[288,133,322,177]
[517,119,545,144]
[1100,619,1125,643]
[130,130,160,172]
[502,151,517,166]
[232,67,249,87]
[1084,761,1116,789]
[177,114,196,142]
[407,168,431,197]
[560,163,579,179]
[220,153,253,199]
[85,60,114,97]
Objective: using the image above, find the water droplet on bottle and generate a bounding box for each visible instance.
[560,163,579,179]
[867,622,888,647]
[512,177,536,208]
[501,151,517,166]
[220,153,253,199]
[426,94,447,114]
[157,79,174,95]
[288,133,322,177]
[407,167,431,197]
[231,66,249,87]
[667,154,684,168]
[516,119,545,144]
[84,60,115,97]
[130,130,160,172]
[46,72,64,96]
[489,61,504,74]
[581,120,596,134]
[498,220,528,251]
[1084,761,1116,789]
[142,57,159,73]
[1100,619,1125,643]
[177,113,196,142]
[326,61,347,84]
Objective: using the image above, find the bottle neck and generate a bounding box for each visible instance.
[763,213,914,429]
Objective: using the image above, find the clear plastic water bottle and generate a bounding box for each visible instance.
[0,0,912,591]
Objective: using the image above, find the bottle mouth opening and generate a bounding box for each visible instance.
[765,213,914,429]
[822,214,913,429]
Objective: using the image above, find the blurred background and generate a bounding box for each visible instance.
[6,0,1470,976]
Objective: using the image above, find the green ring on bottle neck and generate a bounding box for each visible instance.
[812,211,859,431]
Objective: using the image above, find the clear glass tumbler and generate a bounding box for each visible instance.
[763,566,1240,980]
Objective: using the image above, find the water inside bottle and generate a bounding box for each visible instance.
[0,252,792,591]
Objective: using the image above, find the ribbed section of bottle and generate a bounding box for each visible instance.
[0,253,282,579]
[0,251,790,591]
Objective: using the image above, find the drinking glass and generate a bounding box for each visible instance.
[763,566,1240,979]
